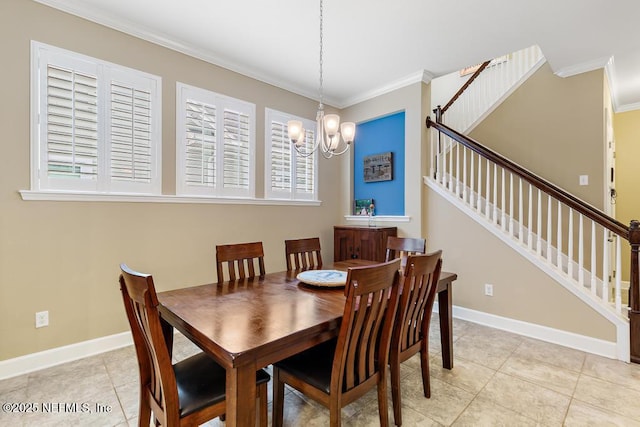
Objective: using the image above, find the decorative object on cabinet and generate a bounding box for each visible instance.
[334,225,397,262]
[354,198,374,215]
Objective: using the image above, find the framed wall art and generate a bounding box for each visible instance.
[363,152,393,183]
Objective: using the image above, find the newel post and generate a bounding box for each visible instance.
[629,220,640,363]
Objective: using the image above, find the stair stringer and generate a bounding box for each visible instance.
[424,175,630,362]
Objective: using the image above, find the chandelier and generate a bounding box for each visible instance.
[287,0,355,158]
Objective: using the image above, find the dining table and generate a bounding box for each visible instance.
[157,259,457,427]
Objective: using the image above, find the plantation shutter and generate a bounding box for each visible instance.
[176,83,255,197]
[295,131,315,196]
[109,82,152,184]
[184,99,217,188]
[45,64,99,185]
[222,108,250,191]
[34,42,161,194]
[270,120,292,192]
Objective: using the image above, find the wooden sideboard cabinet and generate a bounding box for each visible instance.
[333,226,397,262]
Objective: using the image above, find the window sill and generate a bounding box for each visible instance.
[19,190,322,206]
[344,215,411,223]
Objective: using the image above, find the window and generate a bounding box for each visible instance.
[265,109,318,201]
[31,41,161,194]
[176,83,255,198]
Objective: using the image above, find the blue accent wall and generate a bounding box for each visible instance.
[353,112,405,215]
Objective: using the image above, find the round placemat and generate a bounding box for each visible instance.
[296,270,347,287]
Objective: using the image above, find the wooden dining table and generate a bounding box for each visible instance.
[157,260,457,427]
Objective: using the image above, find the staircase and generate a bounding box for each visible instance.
[426,47,640,363]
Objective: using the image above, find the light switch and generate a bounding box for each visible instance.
[579,175,589,186]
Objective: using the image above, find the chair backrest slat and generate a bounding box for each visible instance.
[285,237,323,270]
[216,242,265,283]
[394,251,443,353]
[331,259,401,393]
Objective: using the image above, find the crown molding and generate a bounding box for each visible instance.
[32,0,328,104]
[338,70,434,109]
[554,55,612,78]
[615,101,640,113]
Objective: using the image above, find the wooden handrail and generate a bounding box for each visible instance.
[441,60,492,114]
[426,116,630,239]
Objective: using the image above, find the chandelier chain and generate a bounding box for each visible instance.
[318,0,323,108]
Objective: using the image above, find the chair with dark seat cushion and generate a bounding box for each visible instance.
[272,258,402,427]
[215,241,265,283]
[284,237,323,270]
[389,251,442,426]
[385,236,426,269]
[119,264,270,426]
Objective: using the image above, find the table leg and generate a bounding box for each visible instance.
[225,363,257,426]
[438,282,454,369]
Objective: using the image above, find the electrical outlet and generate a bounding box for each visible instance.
[35,311,49,328]
[579,175,589,186]
[484,284,494,297]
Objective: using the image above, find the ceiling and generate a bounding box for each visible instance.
[36,0,640,111]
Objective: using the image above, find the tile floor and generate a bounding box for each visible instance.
[2,316,640,426]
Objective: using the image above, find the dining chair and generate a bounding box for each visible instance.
[284,237,323,270]
[385,236,426,268]
[215,241,265,283]
[389,251,442,427]
[272,258,402,427]
[119,264,270,426]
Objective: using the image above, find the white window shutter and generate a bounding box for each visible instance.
[265,109,317,201]
[107,69,161,194]
[176,83,255,198]
[41,60,100,192]
[33,42,161,195]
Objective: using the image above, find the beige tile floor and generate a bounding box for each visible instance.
[2,316,640,426]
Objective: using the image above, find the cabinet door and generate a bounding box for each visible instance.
[334,229,355,261]
[354,229,384,262]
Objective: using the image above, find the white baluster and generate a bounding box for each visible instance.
[591,221,597,295]
[528,184,533,250]
[462,146,467,202]
[509,174,514,236]
[501,169,506,231]
[430,129,435,180]
[537,189,542,256]
[603,231,610,303]
[470,151,475,208]
[448,139,453,191]
[547,197,552,263]
[578,214,584,287]
[519,178,524,244]
[568,209,574,279]
[455,141,460,196]
[493,164,498,225]
[477,156,483,214]
[557,203,563,271]
[485,159,490,219]
[616,236,622,313]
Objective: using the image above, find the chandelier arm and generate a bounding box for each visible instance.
[293,138,322,158]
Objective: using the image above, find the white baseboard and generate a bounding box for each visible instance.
[0,303,624,380]
[0,332,133,380]
[434,303,619,360]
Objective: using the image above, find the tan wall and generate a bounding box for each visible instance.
[0,0,344,360]
[469,63,606,210]
[614,109,640,280]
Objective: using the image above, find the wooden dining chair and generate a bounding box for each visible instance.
[272,259,402,427]
[284,237,323,270]
[119,264,270,426]
[385,236,426,268]
[389,251,442,427]
[215,241,265,283]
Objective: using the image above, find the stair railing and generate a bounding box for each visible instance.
[427,111,640,362]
